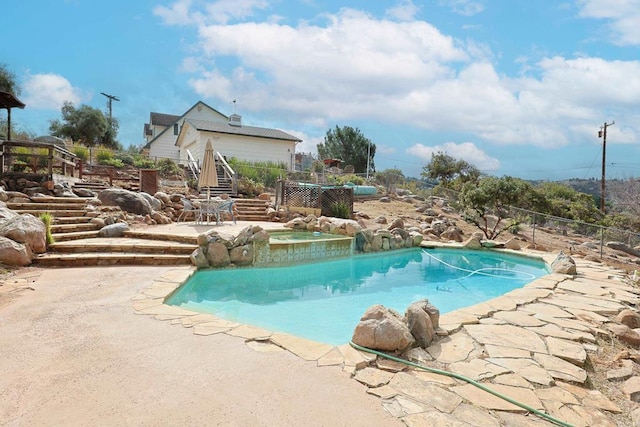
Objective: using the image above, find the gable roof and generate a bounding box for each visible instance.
[150,112,180,127]
[144,101,228,148]
[182,119,302,143]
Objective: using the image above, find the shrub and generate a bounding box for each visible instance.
[133,156,156,169]
[228,158,286,189]
[330,201,351,219]
[39,212,55,245]
[333,174,365,186]
[157,158,183,178]
[72,144,89,161]
[238,177,265,198]
[100,158,125,168]
[95,147,114,165]
[114,152,135,165]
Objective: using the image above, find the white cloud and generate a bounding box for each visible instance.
[406,142,500,172]
[439,0,484,16]
[385,0,420,22]
[192,9,467,123]
[23,73,83,110]
[153,0,197,26]
[204,0,269,24]
[177,7,640,155]
[577,0,640,45]
[154,0,269,26]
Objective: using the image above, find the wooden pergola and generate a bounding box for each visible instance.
[0,91,26,141]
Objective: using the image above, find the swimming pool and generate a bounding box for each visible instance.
[165,248,549,345]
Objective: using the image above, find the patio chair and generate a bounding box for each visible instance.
[215,199,236,225]
[177,198,200,223]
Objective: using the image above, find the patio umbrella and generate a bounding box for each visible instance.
[198,139,218,199]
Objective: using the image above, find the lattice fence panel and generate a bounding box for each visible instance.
[277,181,354,218]
[282,184,320,208]
[319,188,353,217]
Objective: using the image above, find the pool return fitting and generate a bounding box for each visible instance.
[349,341,574,427]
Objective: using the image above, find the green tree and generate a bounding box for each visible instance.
[49,102,109,147]
[458,176,535,239]
[100,117,121,149]
[421,152,481,189]
[0,63,21,95]
[375,168,404,195]
[317,126,375,176]
[534,182,602,223]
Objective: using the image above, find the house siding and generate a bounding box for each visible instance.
[147,103,228,162]
[176,123,296,170]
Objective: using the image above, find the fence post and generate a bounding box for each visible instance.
[532,213,536,245]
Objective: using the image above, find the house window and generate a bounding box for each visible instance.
[173,123,179,135]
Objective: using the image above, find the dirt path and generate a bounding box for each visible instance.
[0,266,399,426]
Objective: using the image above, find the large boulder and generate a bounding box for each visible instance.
[229,245,253,266]
[0,214,46,253]
[98,188,153,216]
[551,251,577,275]
[139,192,162,211]
[206,242,231,267]
[406,299,441,348]
[352,305,415,352]
[98,223,130,237]
[0,206,19,221]
[0,236,33,266]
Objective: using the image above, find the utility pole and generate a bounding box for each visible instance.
[100,92,120,122]
[598,121,614,213]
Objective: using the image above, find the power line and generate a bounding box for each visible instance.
[100,92,120,122]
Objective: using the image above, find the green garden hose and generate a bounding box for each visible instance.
[349,341,573,427]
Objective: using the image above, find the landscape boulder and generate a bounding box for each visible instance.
[551,251,577,275]
[352,305,415,352]
[98,188,153,216]
[98,222,130,237]
[616,309,640,329]
[0,236,33,266]
[0,213,46,253]
[406,299,440,348]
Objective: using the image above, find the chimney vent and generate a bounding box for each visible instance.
[229,114,242,127]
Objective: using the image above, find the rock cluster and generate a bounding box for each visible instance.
[190,225,270,268]
[352,299,442,352]
[284,214,424,252]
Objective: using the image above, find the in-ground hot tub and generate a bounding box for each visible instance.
[253,231,354,266]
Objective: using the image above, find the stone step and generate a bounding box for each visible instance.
[48,239,197,255]
[123,231,198,245]
[7,202,88,211]
[30,196,93,204]
[50,223,100,234]
[11,209,90,218]
[34,253,191,267]
[236,214,271,221]
[53,216,94,225]
[52,230,101,242]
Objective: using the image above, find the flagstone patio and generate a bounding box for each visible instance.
[135,250,640,426]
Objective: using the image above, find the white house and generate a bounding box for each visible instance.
[143,101,302,170]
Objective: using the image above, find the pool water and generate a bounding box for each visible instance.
[166,248,549,345]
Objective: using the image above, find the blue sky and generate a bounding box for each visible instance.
[2,0,640,180]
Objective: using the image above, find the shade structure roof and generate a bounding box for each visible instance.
[198,139,218,194]
[0,91,25,110]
